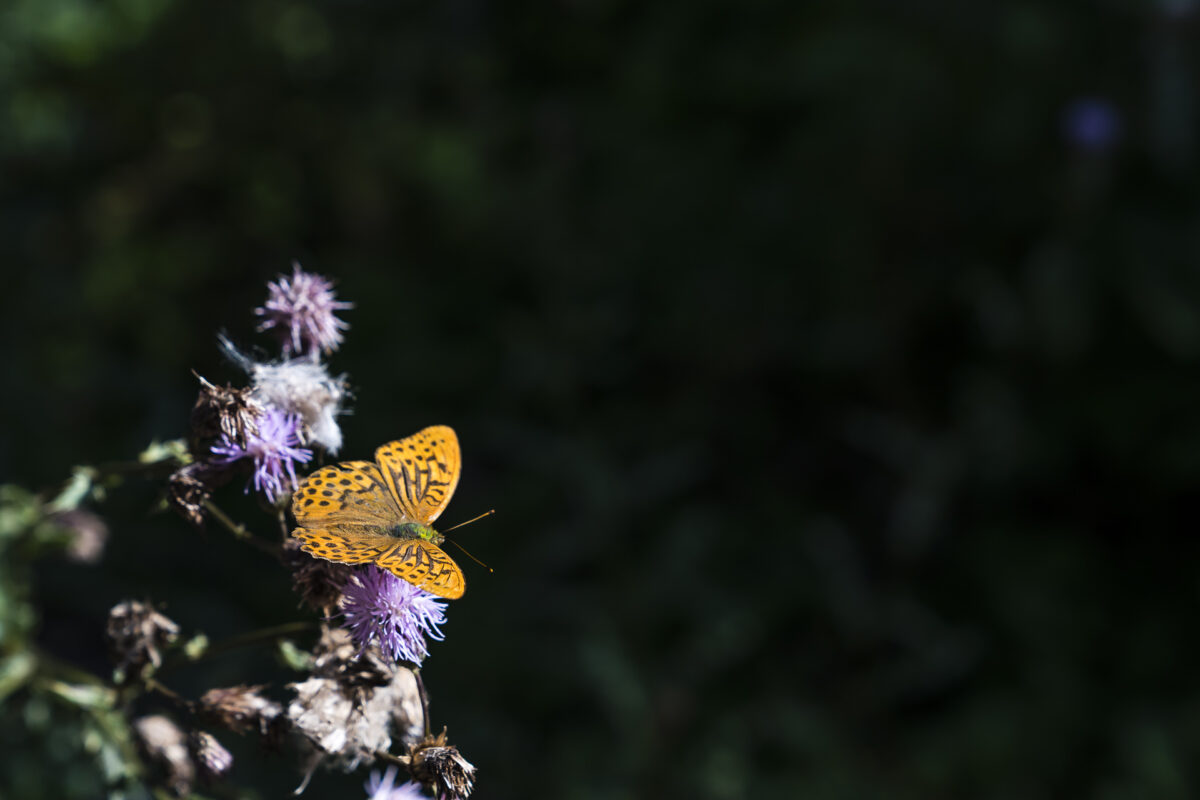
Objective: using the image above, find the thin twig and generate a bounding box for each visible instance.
[412,666,431,738]
[374,750,410,767]
[157,621,315,677]
[204,500,282,559]
[145,678,195,713]
[204,499,253,540]
[200,621,316,659]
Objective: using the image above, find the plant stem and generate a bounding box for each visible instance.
[204,499,252,540]
[374,750,410,767]
[204,500,281,558]
[158,620,315,676]
[202,621,316,658]
[145,677,193,712]
[412,666,431,738]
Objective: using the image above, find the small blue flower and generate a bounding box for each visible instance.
[364,765,427,800]
[211,406,313,502]
[256,263,353,357]
[341,566,448,664]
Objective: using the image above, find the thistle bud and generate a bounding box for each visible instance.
[106,601,180,683]
[198,684,283,737]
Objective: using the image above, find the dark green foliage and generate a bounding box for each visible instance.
[3,1,1200,798]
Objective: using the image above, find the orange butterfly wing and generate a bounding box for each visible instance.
[290,427,468,600]
[293,527,399,564]
[292,461,402,530]
[374,426,461,524]
[376,538,466,600]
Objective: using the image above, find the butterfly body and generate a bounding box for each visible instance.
[390,522,442,544]
[291,425,467,599]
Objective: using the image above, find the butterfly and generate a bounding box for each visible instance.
[291,425,466,599]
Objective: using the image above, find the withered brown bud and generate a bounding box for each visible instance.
[189,730,234,782]
[106,601,180,683]
[409,729,476,800]
[284,538,354,615]
[166,461,231,528]
[198,684,283,736]
[134,715,194,797]
[188,374,262,458]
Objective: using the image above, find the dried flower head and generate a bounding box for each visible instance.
[408,730,476,800]
[365,765,427,800]
[211,406,313,502]
[249,358,348,454]
[188,373,263,457]
[134,715,194,797]
[198,685,284,737]
[221,336,349,454]
[166,461,233,528]
[48,508,109,563]
[189,730,234,782]
[340,567,448,665]
[256,263,353,357]
[285,537,356,615]
[287,661,423,770]
[106,601,180,683]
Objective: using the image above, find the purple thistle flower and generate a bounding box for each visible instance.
[211,407,313,502]
[341,566,448,665]
[364,765,428,800]
[255,263,353,357]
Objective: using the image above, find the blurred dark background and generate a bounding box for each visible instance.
[3,1,1200,798]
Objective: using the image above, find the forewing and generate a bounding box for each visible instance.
[293,528,399,565]
[374,426,461,524]
[376,539,466,600]
[292,461,401,530]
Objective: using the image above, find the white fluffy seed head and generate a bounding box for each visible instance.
[250,359,348,454]
[219,336,349,455]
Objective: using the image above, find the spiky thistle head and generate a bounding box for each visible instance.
[255,263,352,358]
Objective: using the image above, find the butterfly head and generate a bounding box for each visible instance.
[393,521,444,545]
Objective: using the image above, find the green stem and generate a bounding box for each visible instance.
[157,620,315,677]
[204,499,252,540]
[203,621,315,658]
[203,500,281,559]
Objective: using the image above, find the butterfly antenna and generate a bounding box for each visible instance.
[447,539,493,573]
[442,509,495,533]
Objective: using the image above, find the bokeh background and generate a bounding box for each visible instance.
[3,1,1200,798]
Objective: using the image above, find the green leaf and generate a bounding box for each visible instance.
[43,680,116,711]
[45,467,98,514]
[183,633,208,660]
[276,639,313,672]
[0,652,36,703]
